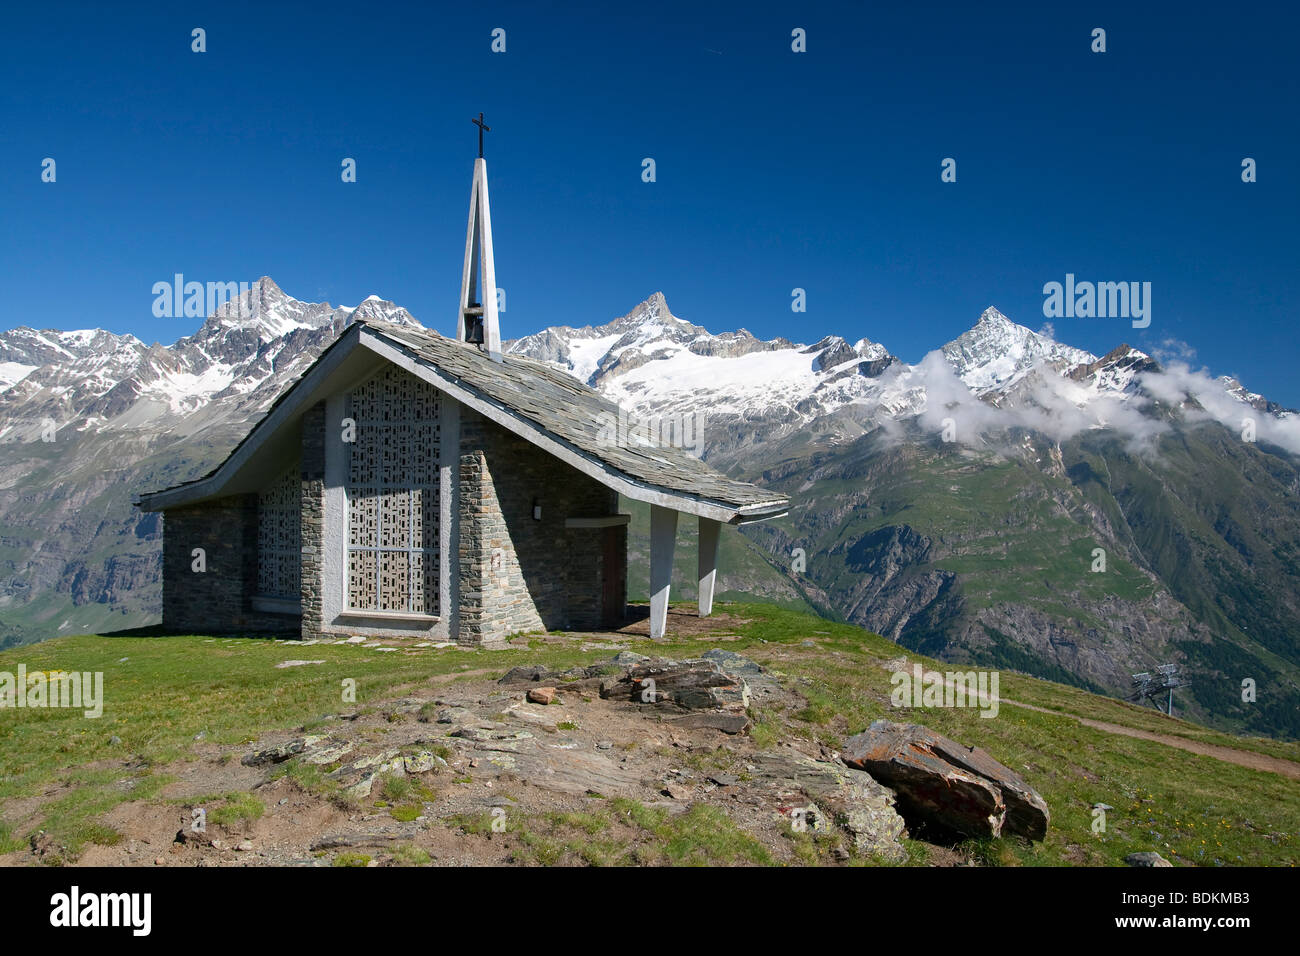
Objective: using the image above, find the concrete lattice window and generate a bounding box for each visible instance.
[257,463,301,599]
[345,366,440,614]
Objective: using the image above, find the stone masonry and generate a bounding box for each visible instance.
[299,402,326,640]
[457,407,624,645]
[161,495,297,634]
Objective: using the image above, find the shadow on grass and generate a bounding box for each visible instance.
[98,623,297,640]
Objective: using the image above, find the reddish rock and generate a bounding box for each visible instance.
[527,687,557,705]
[842,719,1049,841]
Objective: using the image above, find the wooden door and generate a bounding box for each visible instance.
[601,526,624,627]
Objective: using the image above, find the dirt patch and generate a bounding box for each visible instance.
[610,606,752,640]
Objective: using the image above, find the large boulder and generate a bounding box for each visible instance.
[841,719,1049,841]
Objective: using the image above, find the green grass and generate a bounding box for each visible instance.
[0,819,21,854]
[379,774,435,824]
[446,811,501,837]
[188,791,265,827]
[1,603,1297,865]
[629,801,774,866]
[272,759,341,802]
[0,629,594,862]
[451,798,775,866]
[738,611,1300,866]
[378,774,434,805]
[391,843,430,866]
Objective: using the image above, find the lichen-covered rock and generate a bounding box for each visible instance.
[301,740,355,765]
[402,750,448,774]
[701,649,765,679]
[747,751,908,861]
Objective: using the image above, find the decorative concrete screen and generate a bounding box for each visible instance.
[345,366,440,614]
[257,463,301,599]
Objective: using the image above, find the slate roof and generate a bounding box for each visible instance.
[363,320,788,513]
[139,319,789,521]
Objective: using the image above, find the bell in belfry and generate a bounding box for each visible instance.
[464,305,484,344]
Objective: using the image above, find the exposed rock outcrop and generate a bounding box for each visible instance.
[599,657,750,712]
[746,750,908,861]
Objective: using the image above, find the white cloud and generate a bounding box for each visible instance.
[1152,337,1197,364]
[893,350,1167,453]
[869,350,1300,458]
[1139,362,1300,455]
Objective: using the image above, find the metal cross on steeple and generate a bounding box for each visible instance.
[472,112,490,158]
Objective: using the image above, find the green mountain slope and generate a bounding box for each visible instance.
[724,421,1300,739]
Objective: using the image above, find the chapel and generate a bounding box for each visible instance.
[137,124,789,644]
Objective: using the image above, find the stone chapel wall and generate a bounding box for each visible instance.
[458,408,622,644]
[162,495,298,634]
[300,402,327,639]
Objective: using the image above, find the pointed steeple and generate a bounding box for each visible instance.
[457,114,502,362]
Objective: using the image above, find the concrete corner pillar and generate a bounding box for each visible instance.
[697,516,721,617]
[649,505,678,640]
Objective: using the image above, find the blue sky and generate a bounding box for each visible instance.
[3,1,1298,403]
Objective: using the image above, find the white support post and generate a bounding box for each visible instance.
[649,505,678,640]
[697,516,720,617]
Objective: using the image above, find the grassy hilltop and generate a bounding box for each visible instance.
[0,603,1295,867]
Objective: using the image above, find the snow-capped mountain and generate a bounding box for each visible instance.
[0,328,147,396]
[940,307,1096,394]
[8,281,1284,457]
[504,294,1298,456]
[506,294,904,425]
[506,292,800,388]
[0,277,419,440]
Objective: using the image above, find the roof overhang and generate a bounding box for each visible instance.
[137,323,378,511]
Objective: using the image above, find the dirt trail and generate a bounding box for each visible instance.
[1003,697,1300,781]
[893,662,1300,781]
